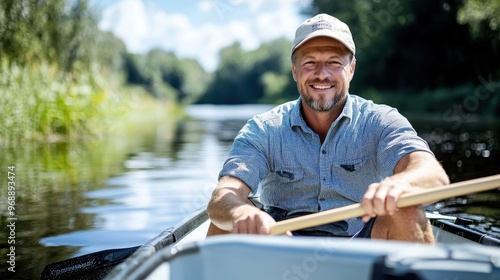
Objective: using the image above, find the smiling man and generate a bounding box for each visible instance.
[207,14,449,242]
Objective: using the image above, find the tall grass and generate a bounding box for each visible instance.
[0,59,129,144]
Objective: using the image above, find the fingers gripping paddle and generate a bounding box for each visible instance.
[269,174,500,235]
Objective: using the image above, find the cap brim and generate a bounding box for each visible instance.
[292,30,355,56]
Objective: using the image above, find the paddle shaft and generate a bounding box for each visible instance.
[269,174,500,235]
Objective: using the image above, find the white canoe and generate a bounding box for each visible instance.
[103,209,500,280]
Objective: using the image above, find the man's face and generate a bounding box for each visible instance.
[292,37,356,112]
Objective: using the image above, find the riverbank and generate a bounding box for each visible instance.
[0,94,185,278]
[0,60,182,147]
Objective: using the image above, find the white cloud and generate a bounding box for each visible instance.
[197,0,213,13]
[99,0,309,71]
[99,0,150,53]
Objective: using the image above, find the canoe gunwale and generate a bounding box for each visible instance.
[431,218,500,246]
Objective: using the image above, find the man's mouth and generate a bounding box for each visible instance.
[311,84,333,90]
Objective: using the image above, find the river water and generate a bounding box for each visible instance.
[0,104,499,279]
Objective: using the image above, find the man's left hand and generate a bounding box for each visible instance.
[361,178,414,223]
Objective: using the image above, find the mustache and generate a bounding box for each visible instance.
[308,78,334,84]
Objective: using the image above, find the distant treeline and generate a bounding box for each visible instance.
[0,0,498,143]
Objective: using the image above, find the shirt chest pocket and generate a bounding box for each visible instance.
[331,156,377,202]
[269,168,304,183]
[260,167,306,208]
[333,157,368,173]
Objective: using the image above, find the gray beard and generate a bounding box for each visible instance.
[303,94,345,112]
[306,98,334,111]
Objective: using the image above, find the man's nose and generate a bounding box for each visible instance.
[315,63,329,79]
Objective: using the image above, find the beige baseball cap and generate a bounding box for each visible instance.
[291,14,355,56]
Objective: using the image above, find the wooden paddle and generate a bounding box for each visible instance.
[269,174,500,235]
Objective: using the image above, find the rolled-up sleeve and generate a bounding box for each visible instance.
[376,109,433,175]
[219,118,270,191]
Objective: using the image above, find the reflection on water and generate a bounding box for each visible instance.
[417,122,499,182]
[0,138,133,278]
[38,114,245,254]
[0,104,498,279]
[415,118,500,236]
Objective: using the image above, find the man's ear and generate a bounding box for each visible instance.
[291,63,297,82]
[348,58,356,80]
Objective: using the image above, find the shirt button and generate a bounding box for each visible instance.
[322,150,327,154]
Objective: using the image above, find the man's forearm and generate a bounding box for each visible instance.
[392,151,450,189]
[207,176,253,231]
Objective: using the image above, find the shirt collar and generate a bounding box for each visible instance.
[290,97,305,128]
[290,94,353,129]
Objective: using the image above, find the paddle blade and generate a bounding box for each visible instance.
[40,246,139,280]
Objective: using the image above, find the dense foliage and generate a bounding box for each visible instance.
[198,39,297,104]
[0,0,114,143]
[0,0,207,143]
[0,0,96,70]
[123,49,209,103]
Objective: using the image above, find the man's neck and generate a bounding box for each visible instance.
[300,99,346,143]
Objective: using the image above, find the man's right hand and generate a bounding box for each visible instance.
[207,176,292,236]
[231,205,277,234]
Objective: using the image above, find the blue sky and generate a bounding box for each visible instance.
[94,0,310,71]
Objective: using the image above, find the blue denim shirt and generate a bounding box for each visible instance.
[219,94,432,235]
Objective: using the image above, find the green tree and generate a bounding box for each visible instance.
[458,0,500,39]
[178,58,211,104]
[123,49,208,102]
[93,31,128,77]
[198,38,295,104]
[0,0,99,71]
[198,43,252,104]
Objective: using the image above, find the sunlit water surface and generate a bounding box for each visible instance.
[39,105,274,255]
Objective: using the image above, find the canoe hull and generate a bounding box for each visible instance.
[134,235,500,280]
[103,210,500,280]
